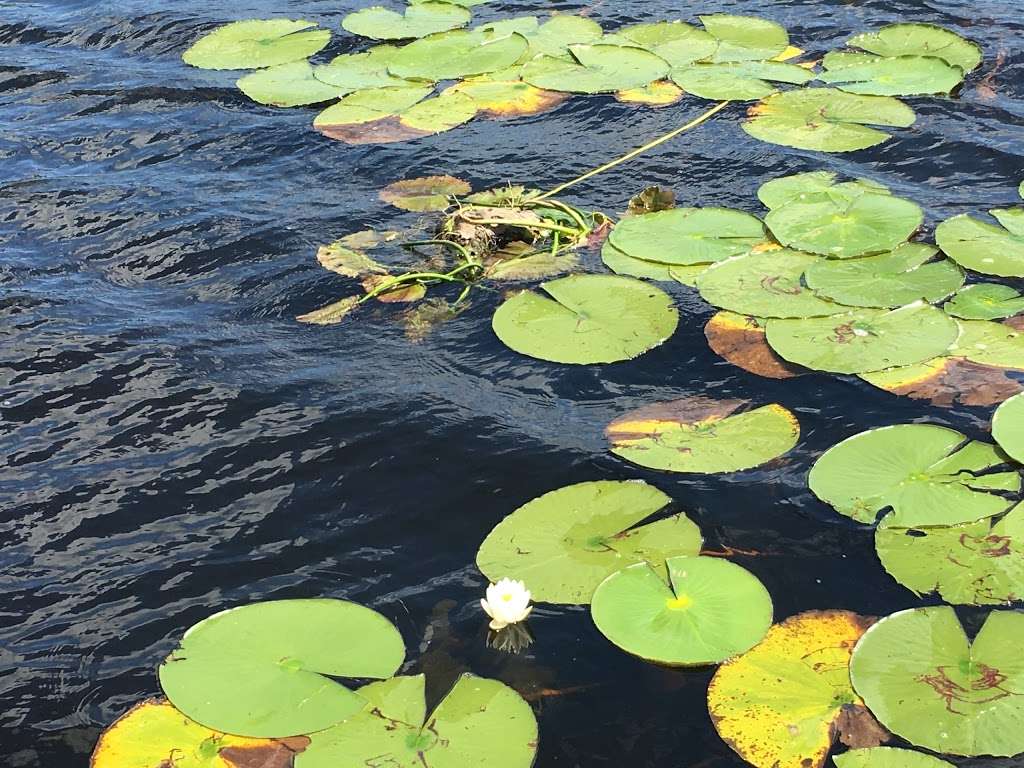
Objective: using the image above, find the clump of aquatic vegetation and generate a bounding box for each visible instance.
[85,7,1024,768]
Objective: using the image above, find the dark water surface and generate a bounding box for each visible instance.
[3,0,1024,765]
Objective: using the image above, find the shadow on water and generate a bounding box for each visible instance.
[1,0,1024,765]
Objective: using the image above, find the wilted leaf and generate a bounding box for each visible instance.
[379,175,471,212]
[705,311,804,379]
[296,296,362,325]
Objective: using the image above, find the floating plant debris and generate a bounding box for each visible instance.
[850,607,1024,757]
[296,674,538,768]
[590,555,773,666]
[476,480,701,604]
[708,610,886,768]
[182,19,331,70]
[379,175,472,212]
[808,424,1019,527]
[158,599,405,738]
[875,502,1024,605]
[605,397,799,474]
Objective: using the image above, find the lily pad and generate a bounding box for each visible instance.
[296,296,362,325]
[860,356,1024,408]
[850,607,1024,756]
[804,245,964,308]
[601,240,674,281]
[945,284,1024,320]
[316,242,387,278]
[442,79,567,117]
[522,44,670,94]
[399,90,478,133]
[936,212,1024,277]
[709,611,886,768]
[313,85,433,132]
[808,424,1018,526]
[765,187,923,259]
[835,748,956,768]
[342,2,470,41]
[704,311,804,379]
[379,175,470,212]
[388,29,529,80]
[994,392,1024,464]
[819,54,965,97]
[476,480,701,604]
[765,303,959,374]
[313,86,477,143]
[182,19,331,70]
[591,555,773,666]
[91,699,308,768]
[616,80,685,106]
[297,674,537,768]
[526,14,604,58]
[486,252,579,282]
[951,319,1024,369]
[700,14,789,63]
[491,274,678,364]
[672,60,814,101]
[875,502,1024,605]
[696,250,840,318]
[758,172,890,211]
[158,599,406,738]
[606,397,800,474]
[314,46,420,91]
[609,207,766,266]
[743,88,916,152]
[609,21,716,67]
[237,62,342,107]
[847,23,982,73]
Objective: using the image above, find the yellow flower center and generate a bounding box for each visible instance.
[501,593,514,602]
[665,594,693,611]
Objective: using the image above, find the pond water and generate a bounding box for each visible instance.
[2,0,1024,765]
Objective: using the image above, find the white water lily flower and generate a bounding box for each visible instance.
[480,578,533,631]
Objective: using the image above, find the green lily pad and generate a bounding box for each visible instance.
[700,14,789,63]
[847,23,982,73]
[945,284,1024,320]
[994,392,1024,464]
[804,244,964,308]
[936,212,1024,277]
[314,45,420,91]
[758,172,890,211]
[591,555,773,666]
[476,480,701,604]
[850,607,1024,756]
[743,88,916,152]
[819,54,965,96]
[609,207,766,266]
[835,748,956,768]
[158,599,405,738]
[609,21,716,67]
[709,611,885,768]
[765,186,923,259]
[443,79,567,117]
[672,60,814,101]
[808,423,1018,526]
[387,29,529,80]
[616,80,685,106]
[487,252,579,282]
[297,674,537,768]
[875,502,1024,605]
[951,319,1024,369]
[601,240,675,281]
[765,303,959,374]
[313,86,478,143]
[399,90,478,133]
[237,61,343,107]
[491,274,678,364]
[379,175,470,212]
[606,397,800,474]
[522,44,670,94]
[342,2,470,41]
[313,84,433,129]
[696,249,841,318]
[182,19,331,70]
[526,15,603,58]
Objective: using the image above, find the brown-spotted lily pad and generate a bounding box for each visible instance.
[705,311,804,379]
[860,357,1024,407]
[379,175,471,212]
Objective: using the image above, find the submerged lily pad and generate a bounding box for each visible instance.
[709,611,886,768]
[388,29,529,80]
[522,44,670,94]
[476,480,701,604]
[591,555,773,666]
[379,175,470,212]
[91,699,308,768]
[700,14,789,63]
[182,19,331,70]
[609,207,766,266]
[743,88,916,152]
[875,502,1024,605]
[608,21,716,67]
[342,2,470,41]
[994,392,1024,464]
[819,54,965,97]
[804,244,964,308]
[297,674,537,768]
[850,607,1024,757]
[491,274,678,364]
[696,250,840,318]
[936,211,1024,277]
[847,23,982,73]
[808,424,1018,526]
[159,599,405,738]
[237,62,343,107]
[945,284,1024,320]
[672,60,814,101]
[606,397,799,474]
[765,303,959,374]
[835,748,956,768]
[765,186,923,259]
[705,311,804,379]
